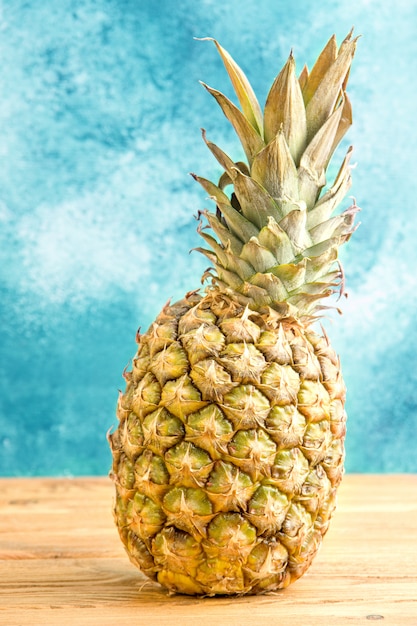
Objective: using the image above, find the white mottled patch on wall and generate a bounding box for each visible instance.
[335,219,417,357]
[16,186,151,307]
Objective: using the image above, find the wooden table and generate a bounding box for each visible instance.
[1,475,416,626]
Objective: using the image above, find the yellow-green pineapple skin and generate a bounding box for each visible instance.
[110,290,346,595]
[109,31,358,596]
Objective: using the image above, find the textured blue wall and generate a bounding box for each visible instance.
[1,0,416,475]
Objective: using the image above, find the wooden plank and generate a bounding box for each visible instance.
[0,475,416,626]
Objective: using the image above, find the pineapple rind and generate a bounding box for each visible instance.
[109,291,346,595]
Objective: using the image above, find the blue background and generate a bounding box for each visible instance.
[1,0,416,476]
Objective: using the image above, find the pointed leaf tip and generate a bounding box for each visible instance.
[264,51,307,163]
[305,32,357,142]
[197,36,264,135]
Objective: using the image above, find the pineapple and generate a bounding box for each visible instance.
[109,30,359,596]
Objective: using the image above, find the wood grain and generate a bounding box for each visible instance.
[0,475,416,626]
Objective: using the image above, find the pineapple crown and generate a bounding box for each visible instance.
[192,30,360,320]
